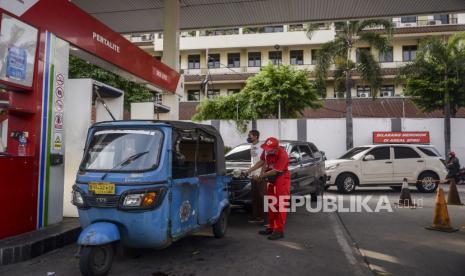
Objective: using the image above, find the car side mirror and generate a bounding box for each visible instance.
[364,154,375,161]
[289,157,299,164]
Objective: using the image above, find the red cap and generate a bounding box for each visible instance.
[261,137,279,151]
[449,151,456,157]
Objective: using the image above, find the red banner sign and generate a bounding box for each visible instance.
[373,132,430,144]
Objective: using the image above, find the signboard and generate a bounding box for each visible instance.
[0,13,38,87]
[373,132,430,144]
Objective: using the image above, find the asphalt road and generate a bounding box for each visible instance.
[1,185,465,276]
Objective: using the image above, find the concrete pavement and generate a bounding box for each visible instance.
[1,185,465,276]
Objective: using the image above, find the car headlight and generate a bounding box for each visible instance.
[119,188,166,210]
[326,164,340,170]
[72,186,87,208]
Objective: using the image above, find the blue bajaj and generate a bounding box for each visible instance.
[72,121,231,276]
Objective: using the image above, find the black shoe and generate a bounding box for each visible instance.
[267,231,284,240]
[258,228,273,235]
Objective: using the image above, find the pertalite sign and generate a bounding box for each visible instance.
[373,132,430,144]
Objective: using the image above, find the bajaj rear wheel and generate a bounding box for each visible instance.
[79,244,114,276]
[212,209,228,238]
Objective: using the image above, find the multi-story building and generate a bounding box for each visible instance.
[126,13,465,119]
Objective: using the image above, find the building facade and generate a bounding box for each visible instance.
[125,13,465,119]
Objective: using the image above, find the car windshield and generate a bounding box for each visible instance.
[225,144,251,162]
[339,147,371,160]
[81,129,163,171]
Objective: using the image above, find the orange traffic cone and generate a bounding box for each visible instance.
[425,187,458,232]
[397,178,416,207]
[447,178,463,206]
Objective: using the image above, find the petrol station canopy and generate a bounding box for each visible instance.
[72,0,465,33]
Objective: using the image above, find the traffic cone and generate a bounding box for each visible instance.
[398,178,416,207]
[447,178,463,206]
[425,187,458,232]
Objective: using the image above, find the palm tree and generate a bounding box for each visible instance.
[398,33,465,155]
[307,20,393,150]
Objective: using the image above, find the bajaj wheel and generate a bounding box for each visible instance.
[79,244,114,276]
[212,209,228,238]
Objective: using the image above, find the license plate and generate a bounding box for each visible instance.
[89,182,116,195]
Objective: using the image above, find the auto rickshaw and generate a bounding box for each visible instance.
[72,121,231,276]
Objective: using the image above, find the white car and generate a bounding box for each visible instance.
[326,144,448,193]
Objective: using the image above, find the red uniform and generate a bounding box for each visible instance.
[260,146,291,233]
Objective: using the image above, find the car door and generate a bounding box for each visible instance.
[297,144,317,192]
[288,145,302,194]
[393,146,425,183]
[360,146,394,184]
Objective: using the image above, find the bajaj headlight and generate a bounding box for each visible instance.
[119,188,166,211]
[72,186,87,208]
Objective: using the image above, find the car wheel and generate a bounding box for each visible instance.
[212,209,228,238]
[79,244,114,276]
[416,172,439,193]
[336,173,357,194]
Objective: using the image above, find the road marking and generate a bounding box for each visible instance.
[329,213,369,276]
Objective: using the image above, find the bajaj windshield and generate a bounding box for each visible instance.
[82,129,163,172]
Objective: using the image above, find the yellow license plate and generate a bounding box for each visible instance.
[89,182,116,195]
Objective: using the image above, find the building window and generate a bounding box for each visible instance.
[188,55,200,69]
[264,25,284,33]
[207,89,220,99]
[380,85,395,97]
[401,16,417,23]
[227,89,240,95]
[356,47,371,63]
[208,54,221,68]
[434,14,450,24]
[201,28,239,36]
[268,51,282,66]
[402,45,417,61]
[248,52,261,67]
[357,86,371,98]
[288,24,304,32]
[311,49,320,65]
[379,47,393,63]
[228,53,241,68]
[290,50,304,65]
[187,90,200,101]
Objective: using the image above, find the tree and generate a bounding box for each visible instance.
[193,63,322,131]
[68,55,154,109]
[307,20,393,150]
[398,33,465,155]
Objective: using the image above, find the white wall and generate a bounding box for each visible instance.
[307,119,346,160]
[404,118,445,155]
[451,119,465,163]
[200,118,465,162]
[353,118,391,146]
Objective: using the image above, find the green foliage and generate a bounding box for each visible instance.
[309,20,393,97]
[398,33,465,116]
[68,55,154,109]
[192,63,322,131]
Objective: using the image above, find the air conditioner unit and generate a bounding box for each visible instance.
[358,92,370,98]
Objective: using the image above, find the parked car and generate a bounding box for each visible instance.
[226,141,326,207]
[325,144,448,193]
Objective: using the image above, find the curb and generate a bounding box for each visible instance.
[0,218,81,266]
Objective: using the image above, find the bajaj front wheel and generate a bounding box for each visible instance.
[79,244,114,276]
[212,209,228,238]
